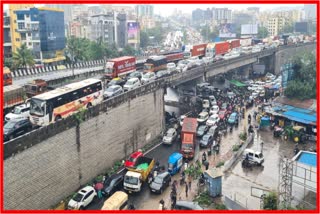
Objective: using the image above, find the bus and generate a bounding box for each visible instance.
[4,67,12,86]
[29,78,103,126]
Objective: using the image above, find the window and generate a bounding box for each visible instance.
[18,22,25,29]
[119,201,128,210]
[16,38,20,42]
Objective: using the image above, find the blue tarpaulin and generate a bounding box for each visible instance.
[272,105,316,125]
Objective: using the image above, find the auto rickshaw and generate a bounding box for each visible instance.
[273,126,284,137]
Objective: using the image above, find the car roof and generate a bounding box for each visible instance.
[199,112,208,116]
[80,186,94,193]
[109,85,121,88]
[175,201,203,210]
[130,151,143,158]
[167,128,176,133]
[156,172,169,178]
[127,77,138,82]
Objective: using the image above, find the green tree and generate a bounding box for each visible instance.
[258,26,269,39]
[140,31,149,48]
[263,192,278,210]
[121,45,135,56]
[4,58,14,70]
[280,23,294,34]
[12,43,35,68]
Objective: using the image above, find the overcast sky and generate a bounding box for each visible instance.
[3,4,308,17]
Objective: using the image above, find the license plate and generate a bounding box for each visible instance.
[152,189,156,192]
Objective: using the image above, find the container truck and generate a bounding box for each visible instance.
[143,56,167,72]
[123,156,155,193]
[228,39,241,49]
[4,85,26,115]
[104,56,136,80]
[184,43,207,58]
[214,41,230,56]
[240,38,252,47]
[164,52,184,63]
[181,118,198,159]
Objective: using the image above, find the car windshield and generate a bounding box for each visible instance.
[30,98,45,116]
[128,157,136,162]
[165,131,174,137]
[153,177,163,184]
[219,111,224,115]
[258,153,263,158]
[198,126,206,131]
[124,176,139,185]
[144,65,152,70]
[199,114,206,119]
[106,87,117,92]
[72,193,84,202]
[181,144,193,150]
[126,81,134,85]
[4,121,16,129]
[210,116,217,121]
[143,73,152,78]
[202,135,210,140]
[12,107,22,114]
[168,163,174,171]
[129,72,138,77]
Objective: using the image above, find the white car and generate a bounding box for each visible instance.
[206,114,219,126]
[209,105,219,115]
[197,112,209,123]
[202,57,213,65]
[180,115,186,126]
[252,91,259,98]
[123,78,141,91]
[5,103,30,122]
[166,63,176,74]
[202,99,210,109]
[68,186,96,210]
[208,95,216,106]
[141,72,156,84]
[103,85,123,99]
[162,128,178,145]
[176,60,188,72]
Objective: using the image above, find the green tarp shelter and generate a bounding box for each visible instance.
[229,80,247,87]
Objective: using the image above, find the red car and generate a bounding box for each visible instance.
[124,151,144,168]
[218,109,228,120]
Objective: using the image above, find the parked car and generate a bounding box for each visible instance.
[209,105,219,115]
[126,71,143,80]
[123,78,141,91]
[141,72,156,84]
[103,174,124,197]
[124,151,144,168]
[4,118,33,142]
[156,70,169,79]
[228,112,239,125]
[220,103,228,110]
[196,125,209,137]
[202,56,213,65]
[207,125,218,137]
[166,63,177,74]
[149,172,171,194]
[197,112,209,124]
[162,128,178,145]
[68,186,96,210]
[107,77,126,87]
[206,114,219,126]
[103,85,123,99]
[173,201,204,210]
[200,134,214,148]
[202,99,210,109]
[5,103,30,122]
[208,95,216,106]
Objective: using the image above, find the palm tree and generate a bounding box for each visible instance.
[12,43,35,68]
[66,36,85,77]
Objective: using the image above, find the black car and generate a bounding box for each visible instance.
[149,172,171,194]
[126,71,143,80]
[107,78,126,87]
[4,119,33,142]
[199,134,214,148]
[102,174,124,197]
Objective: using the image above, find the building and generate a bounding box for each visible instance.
[192,7,232,25]
[89,12,127,48]
[304,4,316,21]
[267,17,287,36]
[135,5,154,18]
[212,7,232,24]
[69,18,90,39]
[192,8,204,24]
[12,7,66,65]
[45,4,72,24]
[232,12,255,25]
[274,10,302,24]
[247,7,260,14]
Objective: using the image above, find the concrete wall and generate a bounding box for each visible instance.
[4,85,164,210]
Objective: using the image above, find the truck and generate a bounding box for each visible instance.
[4,85,26,115]
[24,79,48,98]
[228,39,241,50]
[181,118,198,159]
[214,41,230,56]
[143,56,167,73]
[184,43,207,58]
[164,52,184,63]
[240,37,252,47]
[104,56,136,80]
[123,156,155,193]
[3,67,12,86]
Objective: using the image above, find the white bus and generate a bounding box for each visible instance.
[29,78,103,126]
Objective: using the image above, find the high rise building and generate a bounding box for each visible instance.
[267,17,287,36]
[304,4,316,21]
[212,8,232,24]
[10,7,66,65]
[192,7,232,25]
[135,5,154,18]
[45,4,72,23]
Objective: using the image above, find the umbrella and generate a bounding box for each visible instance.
[94,182,104,190]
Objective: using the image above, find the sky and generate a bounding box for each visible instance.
[3,4,307,17]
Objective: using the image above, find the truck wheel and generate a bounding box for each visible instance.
[55,115,62,121]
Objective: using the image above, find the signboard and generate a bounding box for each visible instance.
[219,23,236,38]
[241,24,258,35]
[127,22,140,44]
[294,22,308,33]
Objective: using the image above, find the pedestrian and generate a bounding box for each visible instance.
[185,182,189,198]
[159,199,165,210]
[188,176,192,190]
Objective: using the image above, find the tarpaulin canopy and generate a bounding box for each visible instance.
[229,80,247,87]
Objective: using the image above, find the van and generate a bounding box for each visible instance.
[101,191,128,210]
[243,149,264,165]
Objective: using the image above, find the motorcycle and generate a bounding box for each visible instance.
[229,126,233,133]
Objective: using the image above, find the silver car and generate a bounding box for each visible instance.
[162,128,177,145]
[103,85,123,99]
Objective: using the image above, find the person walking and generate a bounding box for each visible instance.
[188,175,192,191]
[185,182,189,198]
[159,199,165,210]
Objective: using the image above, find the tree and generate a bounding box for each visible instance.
[4,58,14,70]
[12,43,35,68]
[140,31,149,48]
[280,23,294,34]
[121,45,135,56]
[263,192,278,210]
[258,26,269,39]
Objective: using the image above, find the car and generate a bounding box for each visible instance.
[103,174,124,197]
[228,112,239,125]
[220,103,228,110]
[202,99,210,109]
[218,109,228,120]
[68,186,97,210]
[202,56,213,65]
[162,128,178,145]
[206,114,219,126]
[209,105,219,115]
[252,91,259,98]
[156,70,169,79]
[4,118,33,142]
[213,55,223,62]
[200,134,214,148]
[179,115,186,126]
[141,72,156,84]
[107,77,126,87]
[5,103,30,122]
[166,63,177,74]
[208,95,216,106]
[196,125,209,137]
[126,71,143,80]
[227,91,235,99]
[195,59,205,67]
[176,60,188,72]
[123,78,141,91]
[149,172,171,194]
[197,111,209,124]
[173,201,204,210]
[103,85,123,99]
[207,125,218,137]
[124,151,144,168]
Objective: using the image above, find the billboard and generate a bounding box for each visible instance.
[127,22,140,44]
[219,23,236,38]
[294,22,308,33]
[241,24,258,35]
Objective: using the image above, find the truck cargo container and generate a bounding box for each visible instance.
[181,118,198,159]
[184,43,207,58]
[228,39,241,49]
[4,85,26,115]
[240,38,252,47]
[214,41,230,56]
[124,156,155,192]
[164,52,184,63]
[144,56,167,72]
[104,56,136,80]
